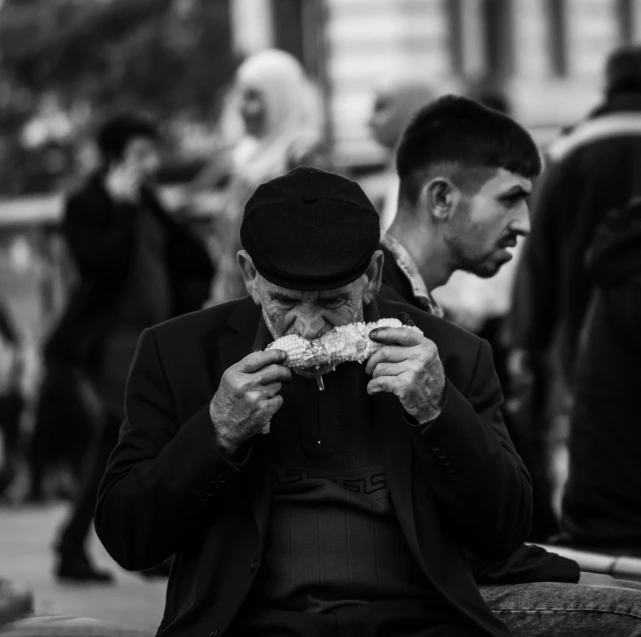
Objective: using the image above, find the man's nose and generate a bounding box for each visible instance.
[511,203,531,236]
[293,310,326,340]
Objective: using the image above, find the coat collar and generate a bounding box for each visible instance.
[213,297,271,546]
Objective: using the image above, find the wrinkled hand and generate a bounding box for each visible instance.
[365,327,446,424]
[210,349,291,455]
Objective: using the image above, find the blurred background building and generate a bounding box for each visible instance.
[0,0,640,363]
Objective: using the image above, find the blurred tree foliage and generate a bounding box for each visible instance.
[0,0,238,193]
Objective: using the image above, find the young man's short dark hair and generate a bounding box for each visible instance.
[396,94,542,206]
[96,113,159,164]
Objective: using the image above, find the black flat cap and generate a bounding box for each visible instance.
[240,166,381,291]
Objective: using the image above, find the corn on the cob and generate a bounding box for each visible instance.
[267,318,423,371]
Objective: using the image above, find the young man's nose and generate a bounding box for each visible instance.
[511,204,531,236]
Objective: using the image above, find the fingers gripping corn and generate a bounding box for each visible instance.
[267,318,423,371]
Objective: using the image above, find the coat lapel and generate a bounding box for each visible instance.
[365,297,426,573]
[373,391,427,572]
[207,298,272,548]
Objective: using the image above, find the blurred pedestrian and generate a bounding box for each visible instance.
[561,196,641,549]
[378,95,641,636]
[366,75,435,230]
[44,112,214,583]
[0,301,27,502]
[193,49,327,305]
[509,43,641,392]
[507,45,641,547]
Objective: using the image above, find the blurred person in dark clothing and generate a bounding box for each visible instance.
[507,45,641,551]
[561,198,641,549]
[509,44,641,389]
[378,95,641,637]
[0,302,25,500]
[44,113,214,583]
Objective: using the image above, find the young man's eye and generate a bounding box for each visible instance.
[503,195,523,206]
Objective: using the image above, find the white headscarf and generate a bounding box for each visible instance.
[226,49,322,185]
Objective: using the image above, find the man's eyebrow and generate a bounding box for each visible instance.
[271,292,299,302]
[319,292,350,302]
[501,185,531,198]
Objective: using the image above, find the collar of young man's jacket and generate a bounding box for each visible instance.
[380,234,444,318]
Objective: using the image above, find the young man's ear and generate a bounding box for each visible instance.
[363,250,384,304]
[420,178,459,222]
[237,250,261,304]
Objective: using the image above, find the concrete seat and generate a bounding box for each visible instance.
[1,578,154,637]
[0,613,155,637]
[533,543,641,582]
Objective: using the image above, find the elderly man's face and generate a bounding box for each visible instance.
[259,279,367,339]
[239,251,384,374]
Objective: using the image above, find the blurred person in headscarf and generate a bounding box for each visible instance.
[193,48,327,305]
[366,76,436,230]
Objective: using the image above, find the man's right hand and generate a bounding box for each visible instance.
[209,349,290,455]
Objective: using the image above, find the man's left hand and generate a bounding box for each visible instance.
[365,327,446,424]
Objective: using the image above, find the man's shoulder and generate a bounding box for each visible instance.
[63,174,111,222]
[548,112,641,164]
[66,173,103,203]
[152,298,248,340]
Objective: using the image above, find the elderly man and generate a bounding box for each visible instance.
[96,166,531,637]
[379,95,641,636]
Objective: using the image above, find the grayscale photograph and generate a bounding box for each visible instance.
[1,1,641,635]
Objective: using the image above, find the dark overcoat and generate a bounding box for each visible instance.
[95,295,532,637]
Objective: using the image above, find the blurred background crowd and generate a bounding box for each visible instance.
[1,0,641,625]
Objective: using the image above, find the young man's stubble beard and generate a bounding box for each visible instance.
[444,197,508,279]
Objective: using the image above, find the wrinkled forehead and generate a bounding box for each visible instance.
[258,276,361,301]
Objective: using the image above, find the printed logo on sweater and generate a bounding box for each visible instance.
[272,466,388,496]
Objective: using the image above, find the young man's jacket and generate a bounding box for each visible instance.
[45,173,215,371]
[95,295,532,637]
[380,240,582,586]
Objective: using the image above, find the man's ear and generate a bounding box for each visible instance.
[420,178,458,222]
[237,250,261,305]
[363,250,384,305]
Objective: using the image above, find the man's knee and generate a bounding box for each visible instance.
[481,581,641,636]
